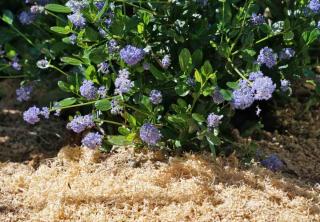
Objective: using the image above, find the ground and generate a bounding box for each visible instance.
[0,79,319,221]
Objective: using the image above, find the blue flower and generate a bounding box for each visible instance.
[257,47,277,68]
[108,39,118,53]
[248,71,264,81]
[251,76,276,101]
[207,113,223,128]
[67,114,95,133]
[231,80,254,110]
[308,0,320,13]
[69,34,77,45]
[80,80,97,100]
[97,62,109,74]
[97,86,107,98]
[212,88,224,104]
[36,59,50,69]
[120,45,145,66]
[23,106,41,124]
[280,79,290,92]
[81,132,103,149]
[40,107,50,119]
[161,55,171,69]
[261,154,284,172]
[18,11,35,25]
[149,90,163,105]
[250,13,265,25]
[279,48,295,60]
[114,69,134,95]
[140,123,162,145]
[110,99,123,115]
[68,12,86,28]
[16,85,33,102]
[66,0,88,12]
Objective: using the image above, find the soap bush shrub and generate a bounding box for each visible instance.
[1,0,320,154]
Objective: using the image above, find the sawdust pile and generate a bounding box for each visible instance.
[0,146,319,222]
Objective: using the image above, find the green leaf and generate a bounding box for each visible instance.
[149,64,167,80]
[220,89,233,101]
[192,49,203,67]
[118,127,130,136]
[45,4,71,13]
[125,112,137,127]
[61,57,82,66]
[2,10,13,25]
[283,31,294,41]
[137,22,144,34]
[192,113,205,123]
[95,99,111,111]
[59,97,77,107]
[175,83,190,97]
[107,135,132,146]
[201,61,213,76]
[85,65,96,80]
[140,96,152,112]
[226,82,239,89]
[50,26,71,35]
[57,81,71,92]
[194,69,203,84]
[179,48,192,74]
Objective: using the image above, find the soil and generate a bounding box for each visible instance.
[0,79,319,221]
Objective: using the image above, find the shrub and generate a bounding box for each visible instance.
[1,0,320,154]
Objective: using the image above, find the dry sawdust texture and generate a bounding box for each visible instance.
[0,146,319,222]
[254,101,320,182]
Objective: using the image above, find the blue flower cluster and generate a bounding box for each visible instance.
[161,55,171,69]
[207,113,223,128]
[250,13,265,25]
[114,69,134,95]
[23,106,50,124]
[232,72,276,109]
[16,85,33,102]
[261,154,284,172]
[66,114,95,133]
[279,48,295,60]
[139,123,162,145]
[120,45,145,66]
[308,0,320,13]
[80,80,97,100]
[257,47,277,68]
[81,132,103,149]
[149,90,162,105]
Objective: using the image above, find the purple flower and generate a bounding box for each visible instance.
[207,113,223,128]
[18,11,35,25]
[149,90,162,105]
[318,21,320,29]
[54,109,61,116]
[95,1,105,10]
[98,28,107,36]
[23,106,41,124]
[108,39,118,53]
[257,47,277,68]
[69,34,77,45]
[105,18,112,28]
[110,99,123,115]
[114,69,134,95]
[66,0,88,12]
[252,76,276,101]
[120,45,145,66]
[143,62,150,70]
[279,48,295,60]
[97,86,107,98]
[81,132,103,149]
[68,12,86,28]
[261,154,284,172]
[187,77,196,87]
[280,79,290,92]
[16,85,33,102]
[161,55,171,69]
[11,57,22,71]
[139,123,162,145]
[36,59,50,69]
[231,80,254,110]
[97,62,109,74]
[212,88,224,104]
[250,13,265,25]
[67,114,95,133]
[308,0,320,13]
[30,5,45,14]
[80,80,97,100]
[248,71,264,81]
[40,107,50,119]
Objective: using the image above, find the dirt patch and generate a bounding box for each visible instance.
[252,100,320,183]
[0,146,319,221]
[0,79,68,163]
